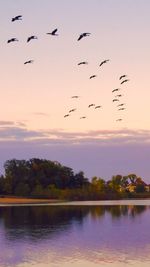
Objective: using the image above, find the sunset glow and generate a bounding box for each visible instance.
[0,0,150,179]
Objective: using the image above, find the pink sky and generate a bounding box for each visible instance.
[0,0,150,180]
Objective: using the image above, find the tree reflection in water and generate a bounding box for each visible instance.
[0,205,148,241]
[0,204,150,267]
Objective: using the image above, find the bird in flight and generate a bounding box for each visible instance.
[95,105,101,109]
[11,15,22,22]
[116,119,122,122]
[119,75,127,80]
[88,104,95,108]
[24,60,34,65]
[117,103,125,107]
[90,75,97,79]
[113,99,119,102]
[7,38,18,43]
[77,33,91,41]
[112,88,120,93]
[99,59,110,67]
[121,79,129,85]
[69,109,76,113]
[71,96,80,99]
[27,36,38,42]
[47,29,58,36]
[118,108,126,111]
[64,114,69,118]
[78,61,88,66]
[80,116,86,119]
[115,94,122,98]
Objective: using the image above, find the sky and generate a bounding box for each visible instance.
[0,0,150,180]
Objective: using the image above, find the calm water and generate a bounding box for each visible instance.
[0,201,150,267]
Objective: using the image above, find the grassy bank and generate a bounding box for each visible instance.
[0,196,62,205]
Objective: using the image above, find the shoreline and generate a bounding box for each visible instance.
[0,196,62,205]
[1,197,150,206]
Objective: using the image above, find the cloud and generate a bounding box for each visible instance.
[0,126,46,141]
[0,121,15,126]
[0,126,150,146]
[0,127,150,180]
[16,121,27,127]
[0,121,27,128]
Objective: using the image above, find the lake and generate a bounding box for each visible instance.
[0,200,150,267]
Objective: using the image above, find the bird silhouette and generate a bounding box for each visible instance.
[115,94,122,97]
[11,15,22,22]
[80,116,86,119]
[90,75,97,79]
[47,29,58,36]
[69,109,76,113]
[121,79,129,85]
[117,103,125,107]
[95,106,101,109]
[27,36,38,42]
[7,38,18,43]
[116,119,122,122]
[78,61,88,65]
[77,33,91,41]
[71,96,80,99]
[118,108,125,111]
[24,60,34,65]
[113,99,119,102]
[112,88,120,93]
[119,75,127,80]
[64,114,69,118]
[99,59,110,67]
[88,104,95,108]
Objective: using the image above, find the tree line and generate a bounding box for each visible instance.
[0,158,149,200]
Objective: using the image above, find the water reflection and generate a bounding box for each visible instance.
[0,204,150,267]
[0,206,92,242]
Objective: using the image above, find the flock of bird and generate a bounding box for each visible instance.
[111,74,129,122]
[64,60,129,121]
[8,15,130,123]
[64,58,129,122]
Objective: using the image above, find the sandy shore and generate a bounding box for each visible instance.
[0,197,61,205]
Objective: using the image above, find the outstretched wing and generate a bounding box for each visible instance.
[52,28,58,35]
[77,34,83,41]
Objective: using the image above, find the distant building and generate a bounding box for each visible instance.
[126,184,136,193]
